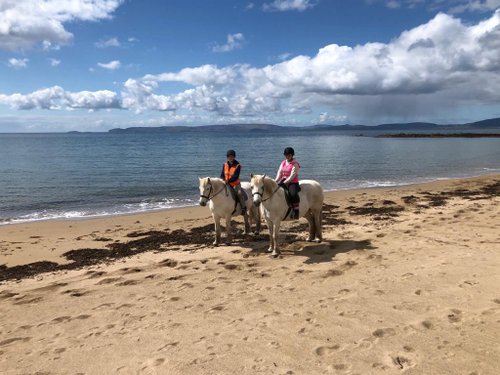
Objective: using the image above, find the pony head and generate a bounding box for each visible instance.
[250,174,266,207]
[198,177,211,206]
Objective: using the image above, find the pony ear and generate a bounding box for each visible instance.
[263,174,267,179]
[250,173,254,178]
[207,177,211,182]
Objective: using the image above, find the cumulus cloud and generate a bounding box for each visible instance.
[449,0,500,13]
[263,0,317,12]
[120,9,500,119]
[95,37,121,48]
[0,0,123,51]
[377,0,500,13]
[212,33,245,53]
[1,10,499,124]
[0,86,120,110]
[97,60,121,70]
[7,57,28,68]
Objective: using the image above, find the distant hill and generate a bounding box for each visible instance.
[107,117,500,134]
[108,123,282,134]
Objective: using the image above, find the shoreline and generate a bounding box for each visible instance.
[2,171,498,227]
[1,173,498,273]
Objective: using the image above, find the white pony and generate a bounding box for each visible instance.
[251,174,324,256]
[199,177,261,246]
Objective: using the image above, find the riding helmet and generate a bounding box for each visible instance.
[226,149,236,157]
[283,147,295,156]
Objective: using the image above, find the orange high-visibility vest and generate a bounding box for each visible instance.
[224,163,241,187]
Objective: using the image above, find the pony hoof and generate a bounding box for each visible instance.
[271,252,280,258]
[267,247,273,252]
[225,242,232,246]
[306,237,313,242]
[314,238,322,243]
[213,241,220,246]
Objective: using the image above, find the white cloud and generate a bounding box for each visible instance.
[7,58,28,68]
[449,0,500,13]
[212,33,245,53]
[95,37,121,48]
[263,0,317,12]
[48,58,61,67]
[278,52,292,60]
[0,0,123,51]
[1,10,499,124]
[97,60,121,70]
[0,86,120,110]
[378,0,500,13]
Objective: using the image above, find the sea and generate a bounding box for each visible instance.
[1,130,499,225]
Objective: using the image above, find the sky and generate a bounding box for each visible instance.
[0,0,499,132]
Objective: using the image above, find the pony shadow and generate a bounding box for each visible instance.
[290,239,376,264]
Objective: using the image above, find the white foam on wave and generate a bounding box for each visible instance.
[0,197,197,226]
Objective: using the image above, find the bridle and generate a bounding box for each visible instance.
[200,180,227,201]
[252,176,281,203]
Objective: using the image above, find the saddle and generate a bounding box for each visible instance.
[278,183,301,219]
[278,183,300,206]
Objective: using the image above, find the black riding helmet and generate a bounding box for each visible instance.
[283,147,295,156]
[226,149,236,157]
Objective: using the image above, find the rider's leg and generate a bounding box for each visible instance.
[288,183,300,219]
[235,184,247,215]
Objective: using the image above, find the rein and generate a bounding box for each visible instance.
[200,181,227,201]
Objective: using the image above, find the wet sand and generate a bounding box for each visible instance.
[0,175,499,374]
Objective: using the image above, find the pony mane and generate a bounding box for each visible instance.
[200,177,224,188]
[262,175,278,193]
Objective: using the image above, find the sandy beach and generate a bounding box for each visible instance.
[1,174,499,374]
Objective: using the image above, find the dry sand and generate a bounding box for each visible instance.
[0,175,499,374]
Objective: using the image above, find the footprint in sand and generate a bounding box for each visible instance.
[96,277,123,285]
[447,309,462,323]
[0,337,31,347]
[390,355,415,370]
[372,328,396,338]
[314,345,340,356]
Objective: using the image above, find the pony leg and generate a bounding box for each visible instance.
[213,214,221,246]
[272,221,281,257]
[314,209,323,242]
[243,212,250,235]
[305,210,315,242]
[254,208,261,235]
[266,218,274,252]
[225,215,232,245]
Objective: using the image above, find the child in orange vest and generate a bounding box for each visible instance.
[220,149,247,215]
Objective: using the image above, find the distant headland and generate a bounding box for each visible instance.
[104,117,500,134]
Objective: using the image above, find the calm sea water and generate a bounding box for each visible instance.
[1,131,499,224]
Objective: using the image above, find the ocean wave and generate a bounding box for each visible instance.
[0,197,197,225]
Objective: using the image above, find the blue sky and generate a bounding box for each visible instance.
[0,0,499,132]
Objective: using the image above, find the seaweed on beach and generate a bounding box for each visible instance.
[0,224,218,282]
[322,204,351,225]
[346,204,405,218]
[415,180,499,208]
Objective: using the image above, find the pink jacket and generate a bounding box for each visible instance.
[275,159,300,184]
